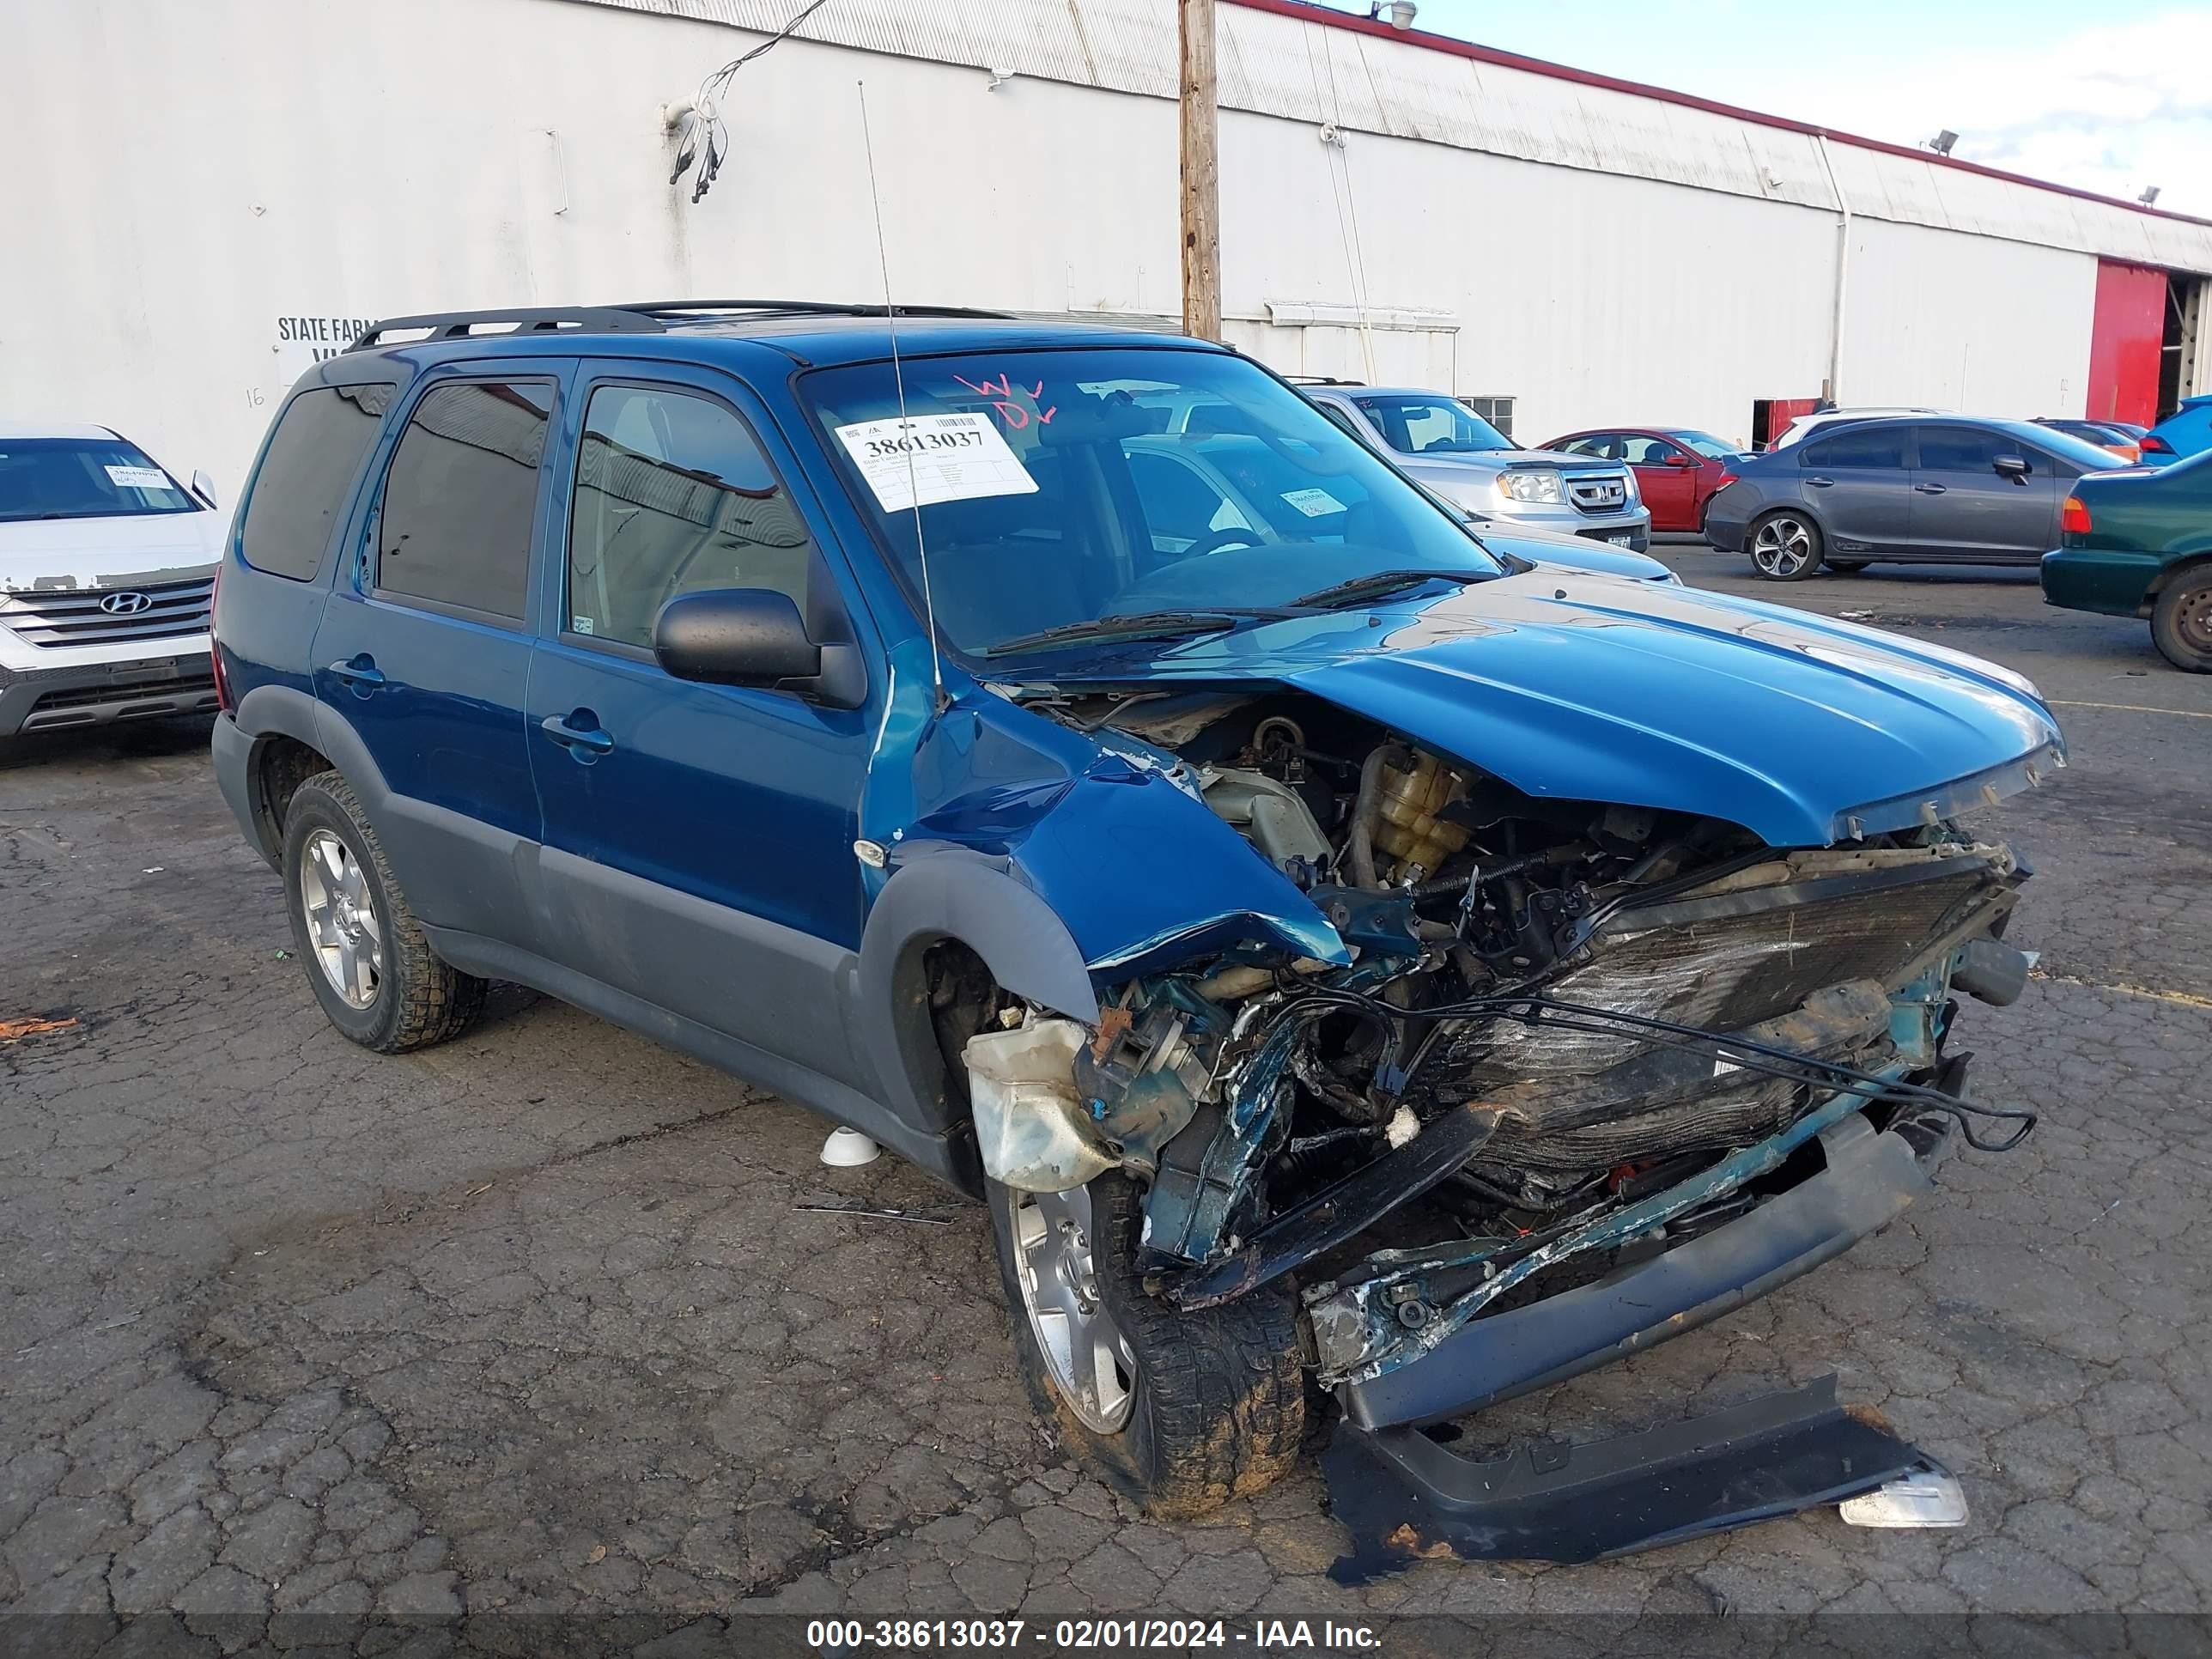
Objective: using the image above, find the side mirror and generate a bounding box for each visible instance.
[191,470,219,507]
[653,588,866,708]
[1662,453,1695,468]
[1992,456,2031,484]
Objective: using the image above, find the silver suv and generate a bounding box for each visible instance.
[1298,383,1650,550]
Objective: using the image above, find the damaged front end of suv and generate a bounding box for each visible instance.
[885,624,2055,1568]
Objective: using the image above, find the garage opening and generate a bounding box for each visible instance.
[2162,271,2209,417]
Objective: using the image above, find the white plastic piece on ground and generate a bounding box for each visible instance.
[1838,1469,1969,1528]
[820,1127,882,1168]
[1384,1104,1419,1149]
[964,1016,1116,1194]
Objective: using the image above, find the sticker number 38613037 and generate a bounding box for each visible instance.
[834,413,1038,514]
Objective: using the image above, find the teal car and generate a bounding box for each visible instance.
[2041,447,2212,671]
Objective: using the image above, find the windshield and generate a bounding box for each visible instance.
[2015,424,2138,472]
[1350,394,1511,456]
[801,349,1505,661]
[0,437,198,523]
[1673,430,1741,459]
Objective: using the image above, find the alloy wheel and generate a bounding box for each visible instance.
[1012,1185,1138,1432]
[1751,516,1815,578]
[299,829,384,1009]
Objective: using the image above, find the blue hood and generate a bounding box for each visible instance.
[1023,568,2064,848]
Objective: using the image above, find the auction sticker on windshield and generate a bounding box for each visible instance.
[835,413,1037,514]
[105,465,171,489]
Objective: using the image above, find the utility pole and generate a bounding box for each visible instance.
[1179,0,1221,341]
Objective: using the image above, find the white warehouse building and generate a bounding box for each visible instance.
[5,0,2211,490]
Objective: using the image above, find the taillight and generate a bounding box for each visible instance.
[1714,471,1739,491]
[2115,444,2141,464]
[210,558,234,713]
[2060,495,2092,535]
[2142,434,2173,454]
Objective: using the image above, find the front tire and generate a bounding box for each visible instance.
[281,770,487,1053]
[986,1174,1304,1518]
[2151,568,2212,672]
[1826,558,1871,574]
[1747,510,1823,580]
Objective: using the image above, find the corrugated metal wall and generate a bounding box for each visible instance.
[3,0,2202,486]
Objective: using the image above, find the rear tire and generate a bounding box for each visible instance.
[1826,559,1871,574]
[986,1173,1304,1518]
[281,770,487,1053]
[2150,568,2212,672]
[1747,510,1823,580]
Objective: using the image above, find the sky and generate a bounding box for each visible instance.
[1321,0,2212,218]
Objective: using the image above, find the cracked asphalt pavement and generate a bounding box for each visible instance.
[3,550,2209,1649]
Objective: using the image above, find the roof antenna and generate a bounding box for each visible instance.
[857,79,948,715]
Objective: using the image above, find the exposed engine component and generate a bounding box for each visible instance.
[1002,687,2038,1405]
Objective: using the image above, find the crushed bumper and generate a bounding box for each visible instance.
[1322,1374,1943,1578]
[1338,1119,1932,1431]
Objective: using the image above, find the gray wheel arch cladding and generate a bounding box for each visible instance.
[857,852,1101,1137]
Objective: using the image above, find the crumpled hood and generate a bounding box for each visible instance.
[1084,569,2066,848]
[0,508,226,591]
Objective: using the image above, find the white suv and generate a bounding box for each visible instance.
[0,423,227,736]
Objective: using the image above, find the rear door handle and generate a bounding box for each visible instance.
[1805,476,1833,488]
[540,712,616,758]
[326,656,386,693]
[1914,483,1948,495]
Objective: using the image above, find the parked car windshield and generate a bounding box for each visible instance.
[1349,394,1512,456]
[1672,430,1740,459]
[801,348,1506,659]
[0,436,199,523]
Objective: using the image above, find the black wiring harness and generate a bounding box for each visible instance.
[1273,975,2039,1154]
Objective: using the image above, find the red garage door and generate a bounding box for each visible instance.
[2087,260,2166,426]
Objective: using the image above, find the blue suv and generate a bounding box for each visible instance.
[213,302,2059,1559]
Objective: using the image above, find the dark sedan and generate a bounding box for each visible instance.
[1703,416,2124,580]
[1542,426,1744,532]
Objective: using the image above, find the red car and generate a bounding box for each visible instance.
[1542,428,1746,534]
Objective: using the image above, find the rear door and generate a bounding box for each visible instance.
[1905,425,2057,561]
[524,362,877,1085]
[1620,434,1697,532]
[1795,425,1911,554]
[307,366,565,946]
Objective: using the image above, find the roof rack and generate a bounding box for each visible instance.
[346,299,1018,352]
[1283,374,1363,386]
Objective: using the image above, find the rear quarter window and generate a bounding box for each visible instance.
[239,385,395,581]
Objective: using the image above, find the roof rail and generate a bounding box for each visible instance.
[1283,374,1361,386]
[348,307,666,351]
[617,299,1018,321]
[346,298,1020,353]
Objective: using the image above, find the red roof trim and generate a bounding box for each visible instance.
[1226,0,2212,234]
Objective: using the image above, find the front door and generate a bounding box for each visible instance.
[1905,424,2061,561]
[1620,434,1698,532]
[526,364,877,1085]
[308,368,564,944]
[1793,424,1911,555]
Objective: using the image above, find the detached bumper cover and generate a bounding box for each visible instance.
[1319,1124,1943,1576]
[1324,1375,1941,1579]
[1339,1124,1931,1431]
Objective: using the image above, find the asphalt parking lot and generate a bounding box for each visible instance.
[4,545,2210,1648]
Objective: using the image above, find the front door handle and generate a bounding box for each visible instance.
[326,655,386,695]
[1805,476,1834,488]
[1914,483,1948,495]
[540,712,616,758]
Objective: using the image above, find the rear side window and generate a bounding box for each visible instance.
[566,384,813,648]
[1801,427,1905,470]
[240,386,393,580]
[377,380,553,621]
[1914,427,2021,471]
